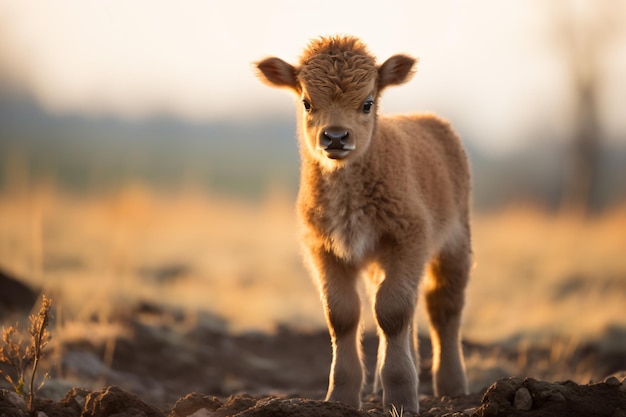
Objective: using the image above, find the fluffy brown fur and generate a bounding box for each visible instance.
[256,35,471,413]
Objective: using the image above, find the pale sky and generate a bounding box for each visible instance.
[0,0,624,154]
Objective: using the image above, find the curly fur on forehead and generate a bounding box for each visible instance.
[297,36,378,103]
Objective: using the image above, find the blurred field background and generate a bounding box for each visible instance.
[0,0,625,394]
[1,181,625,340]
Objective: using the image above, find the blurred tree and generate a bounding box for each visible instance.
[553,0,622,214]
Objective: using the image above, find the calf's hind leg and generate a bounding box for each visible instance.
[425,232,470,397]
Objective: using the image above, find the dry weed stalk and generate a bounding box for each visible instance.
[0,295,52,412]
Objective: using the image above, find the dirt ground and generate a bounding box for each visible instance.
[1,300,625,417]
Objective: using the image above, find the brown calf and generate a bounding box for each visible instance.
[256,35,470,413]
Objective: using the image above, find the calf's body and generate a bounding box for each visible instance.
[256,36,470,413]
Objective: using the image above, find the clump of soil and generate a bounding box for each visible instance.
[476,376,626,417]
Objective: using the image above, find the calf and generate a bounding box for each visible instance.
[256,35,471,413]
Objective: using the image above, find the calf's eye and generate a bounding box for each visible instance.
[302,99,311,112]
[363,100,374,114]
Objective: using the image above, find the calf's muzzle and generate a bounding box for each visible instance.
[317,128,355,160]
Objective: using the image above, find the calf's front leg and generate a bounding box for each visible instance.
[311,252,363,409]
[373,267,420,413]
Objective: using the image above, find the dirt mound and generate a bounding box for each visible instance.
[476,376,626,417]
[1,376,625,417]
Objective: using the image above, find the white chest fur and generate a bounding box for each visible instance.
[328,213,375,263]
[323,179,377,263]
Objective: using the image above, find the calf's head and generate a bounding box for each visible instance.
[256,36,416,170]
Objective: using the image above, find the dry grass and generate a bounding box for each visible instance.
[0,295,53,411]
[0,183,319,332]
[0,182,624,346]
[465,205,626,341]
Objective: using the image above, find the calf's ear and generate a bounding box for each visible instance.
[255,57,299,91]
[378,54,417,90]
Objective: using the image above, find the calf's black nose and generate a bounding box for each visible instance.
[321,130,349,149]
